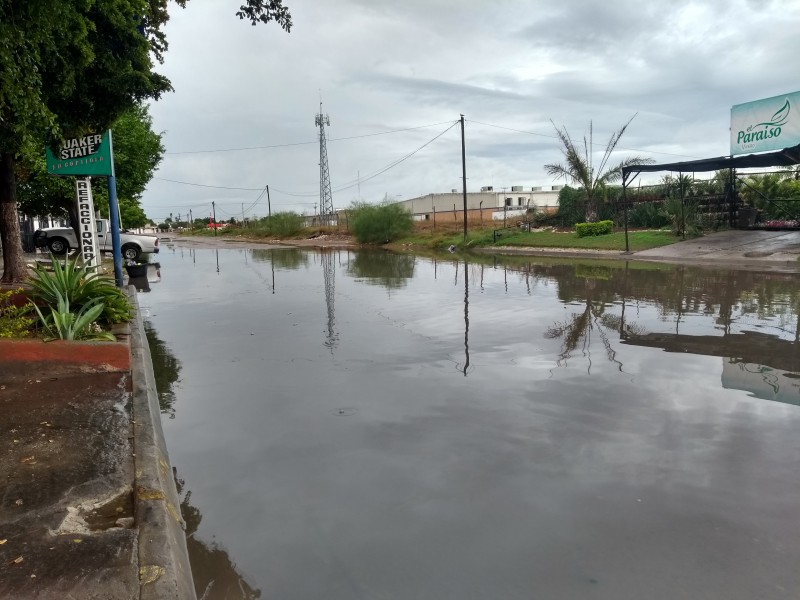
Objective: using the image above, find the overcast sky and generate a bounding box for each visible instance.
[142,0,800,222]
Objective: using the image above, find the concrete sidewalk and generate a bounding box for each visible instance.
[632,229,800,270]
[0,292,194,599]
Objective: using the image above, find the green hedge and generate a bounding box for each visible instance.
[575,220,614,237]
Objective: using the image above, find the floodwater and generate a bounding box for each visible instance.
[140,244,800,600]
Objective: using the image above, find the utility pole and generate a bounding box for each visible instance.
[212,201,217,237]
[266,185,272,218]
[460,114,468,243]
[189,209,193,230]
[241,202,245,227]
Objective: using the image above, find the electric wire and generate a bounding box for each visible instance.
[164,120,455,155]
[468,119,702,159]
[154,121,459,199]
[271,120,459,197]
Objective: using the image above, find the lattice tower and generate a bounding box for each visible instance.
[315,103,334,225]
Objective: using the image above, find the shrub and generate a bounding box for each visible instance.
[663,198,699,236]
[28,257,132,326]
[350,202,413,244]
[0,289,34,338]
[550,186,585,226]
[259,212,305,237]
[575,220,614,237]
[628,202,670,228]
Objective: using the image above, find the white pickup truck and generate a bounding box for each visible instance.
[33,219,159,261]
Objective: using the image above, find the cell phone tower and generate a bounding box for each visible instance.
[315,101,335,225]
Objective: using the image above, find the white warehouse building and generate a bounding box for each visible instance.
[395,185,562,222]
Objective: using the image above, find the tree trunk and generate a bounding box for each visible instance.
[585,202,598,223]
[0,152,27,283]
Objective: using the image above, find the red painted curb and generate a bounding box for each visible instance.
[0,339,131,373]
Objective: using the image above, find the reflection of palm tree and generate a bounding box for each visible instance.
[544,279,639,372]
[173,469,262,599]
[144,321,182,418]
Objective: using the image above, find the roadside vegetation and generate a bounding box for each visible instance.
[0,288,34,338]
[391,222,677,252]
[7,257,133,341]
[169,165,800,256]
[348,202,413,243]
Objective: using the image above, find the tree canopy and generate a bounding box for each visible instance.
[0,0,292,282]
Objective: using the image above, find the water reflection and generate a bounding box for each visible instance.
[174,470,262,599]
[544,276,625,372]
[493,257,800,402]
[623,330,800,406]
[143,321,182,418]
[251,248,309,270]
[458,261,471,376]
[321,249,338,350]
[346,251,415,289]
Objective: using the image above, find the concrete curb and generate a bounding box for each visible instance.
[128,288,197,600]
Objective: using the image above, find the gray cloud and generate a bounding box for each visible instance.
[141,0,800,222]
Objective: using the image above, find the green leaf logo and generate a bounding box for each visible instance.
[749,99,790,131]
[770,99,790,125]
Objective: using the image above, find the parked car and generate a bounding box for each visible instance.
[33,219,159,261]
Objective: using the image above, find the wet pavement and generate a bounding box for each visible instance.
[633,229,800,269]
[0,372,137,599]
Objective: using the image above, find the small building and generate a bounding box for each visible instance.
[395,185,562,222]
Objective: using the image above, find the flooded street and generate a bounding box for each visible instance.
[140,244,800,600]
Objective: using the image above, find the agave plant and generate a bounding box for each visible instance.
[28,256,131,324]
[33,292,115,341]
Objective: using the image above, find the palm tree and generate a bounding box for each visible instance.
[545,115,653,222]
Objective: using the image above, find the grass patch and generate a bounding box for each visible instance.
[493,229,680,251]
[394,227,682,252]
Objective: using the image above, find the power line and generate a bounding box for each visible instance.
[270,120,458,197]
[164,121,455,155]
[152,177,264,191]
[156,121,460,199]
[468,119,702,159]
[332,121,459,193]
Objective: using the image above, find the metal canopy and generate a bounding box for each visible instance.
[623,143,800,176]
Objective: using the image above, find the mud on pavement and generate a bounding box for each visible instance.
[0,372,138,599]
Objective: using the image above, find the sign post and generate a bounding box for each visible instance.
[46,131,124,287]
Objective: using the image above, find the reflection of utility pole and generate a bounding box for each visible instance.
[461,261,471,376]
[215,248,219,273]
[270,250,275,294]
